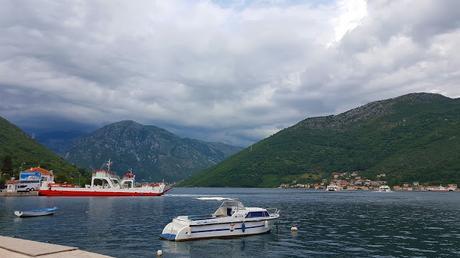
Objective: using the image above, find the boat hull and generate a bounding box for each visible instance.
[14,207,57,217]
[160,219,276,241]
[39,189,167,197]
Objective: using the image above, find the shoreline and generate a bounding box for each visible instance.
[0,235,112,257]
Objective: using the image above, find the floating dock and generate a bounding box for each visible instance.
[0,236,112,257]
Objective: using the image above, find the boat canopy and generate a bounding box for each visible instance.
[213,200,245,217]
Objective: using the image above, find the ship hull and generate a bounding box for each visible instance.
[39,189,168,197]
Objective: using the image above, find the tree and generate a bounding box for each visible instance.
[1,156,13,178]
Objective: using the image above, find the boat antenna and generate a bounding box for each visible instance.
[106,159,112,171]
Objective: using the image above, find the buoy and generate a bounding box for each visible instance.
[156,250,163,256]
[291,225,298,231]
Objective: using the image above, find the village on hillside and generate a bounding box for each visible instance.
[279,171,459,192]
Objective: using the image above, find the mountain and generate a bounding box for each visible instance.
[64,120,242,181]
[0,116,81,182]
[22,121,97,155]
[31,130,88,154]
[182,93,460,187]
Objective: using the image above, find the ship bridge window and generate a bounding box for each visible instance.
[245,211,269,218]
[93,178,110,187]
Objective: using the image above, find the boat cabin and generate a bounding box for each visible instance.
[210,200,272,219]
[213,200,246,217]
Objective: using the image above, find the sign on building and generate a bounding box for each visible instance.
[19,172,41,181]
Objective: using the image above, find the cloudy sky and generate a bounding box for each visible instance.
[1,0,460,146]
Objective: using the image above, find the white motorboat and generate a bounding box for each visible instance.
[14,207,58,218]
[160,200,279,241]
[326,184,341,191]
[378,185,392,192]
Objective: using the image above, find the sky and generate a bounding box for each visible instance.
[0,0,460,146]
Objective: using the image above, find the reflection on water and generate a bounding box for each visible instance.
[1,189,460,257]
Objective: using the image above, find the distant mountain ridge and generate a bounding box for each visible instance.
[65,120,242,181]
[31,130,88,154]
[182,93,460,187]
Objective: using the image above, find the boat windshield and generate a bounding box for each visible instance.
[213,200,245,217]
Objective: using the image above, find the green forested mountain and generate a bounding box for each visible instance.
[0,116,81,183]
[182,93,460,187]
[65,120,242,182]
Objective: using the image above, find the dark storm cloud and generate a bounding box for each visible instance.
[0,0,459,146]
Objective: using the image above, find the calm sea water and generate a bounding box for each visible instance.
[1,188,460,257]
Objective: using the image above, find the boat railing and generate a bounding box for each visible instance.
[186,214,216,221]
[267,208,280,216]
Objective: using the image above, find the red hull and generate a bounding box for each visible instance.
[38,189,166,197]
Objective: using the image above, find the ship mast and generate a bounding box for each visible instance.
[106,159,112,172]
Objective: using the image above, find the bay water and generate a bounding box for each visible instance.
[1,188,459,257]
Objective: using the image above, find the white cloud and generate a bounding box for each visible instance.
[0,0,459,146]
[330,0,367,45]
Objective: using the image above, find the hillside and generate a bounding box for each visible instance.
[65,120,242,181]
[182,93,460,187]
[31,130,88,154]
[0,116,81,183]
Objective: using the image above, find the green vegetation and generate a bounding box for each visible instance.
[65,120,242,182]
[182,93,460,187]
[0,116,87,185]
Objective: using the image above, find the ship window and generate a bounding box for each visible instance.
[93,178,110,187]
[246,211,267,218]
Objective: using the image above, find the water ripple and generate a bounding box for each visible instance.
[1,189,460,257]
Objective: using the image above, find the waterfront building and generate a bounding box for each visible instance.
[9,167,54,192]
[6,178,18,192]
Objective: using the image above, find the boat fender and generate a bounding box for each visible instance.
[241,222,246,233]
[230,223,235,232]
[265,220,269,228]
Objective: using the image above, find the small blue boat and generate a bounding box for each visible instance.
[14,207,58,218]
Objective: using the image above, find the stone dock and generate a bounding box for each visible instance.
[0,236,113,257]
[0,191,38,197]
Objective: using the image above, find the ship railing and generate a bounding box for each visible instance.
[49,183,78,188]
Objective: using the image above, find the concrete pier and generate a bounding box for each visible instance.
[0,191,39,197]
[0,236,113,257]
